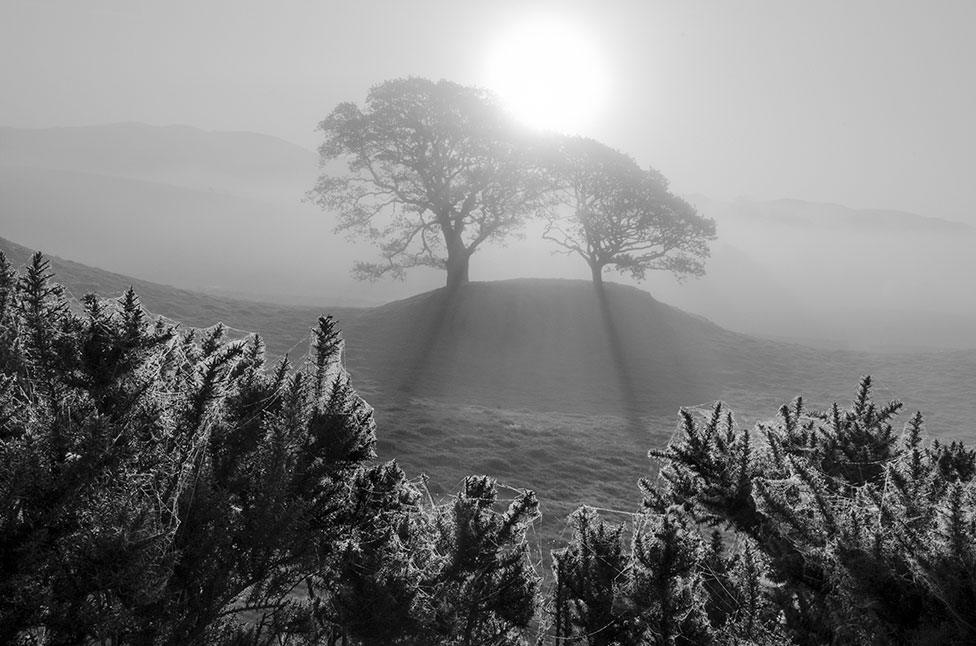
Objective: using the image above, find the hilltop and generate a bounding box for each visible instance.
[341,278,976,430]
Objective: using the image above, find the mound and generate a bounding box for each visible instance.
[336,280,976,447]
[341,280,724,417]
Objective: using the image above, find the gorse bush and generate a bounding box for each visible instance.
[2,252,975,645]
[643,379,976,645]
[0,253,538,645]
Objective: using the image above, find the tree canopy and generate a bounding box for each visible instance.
[543,136,716,288]
[308,77,551,289]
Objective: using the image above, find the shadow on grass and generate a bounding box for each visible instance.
[594,282,646,438]
[391,284,463,407]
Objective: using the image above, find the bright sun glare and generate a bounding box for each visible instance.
[485,15,608,134]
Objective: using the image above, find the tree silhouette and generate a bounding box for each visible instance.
[309,77,551,289]
[543,137,715,289]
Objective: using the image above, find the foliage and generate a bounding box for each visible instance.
[308,77,552,288]
[4,252,976,645]
[550,506,712,645]
[646,376,976,645]
[542,136,716,286]
[0,253,540,645]
[329,472,540,646]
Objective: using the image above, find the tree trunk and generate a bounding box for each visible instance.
[445,250,470,289]
[442,221,471,290]
[590,261,604,290]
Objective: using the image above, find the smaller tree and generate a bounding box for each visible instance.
[543,137,716,289]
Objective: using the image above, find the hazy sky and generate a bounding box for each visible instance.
[2,0,975,223]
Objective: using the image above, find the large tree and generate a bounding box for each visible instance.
[543,137,716,289]
[309,77,551,289]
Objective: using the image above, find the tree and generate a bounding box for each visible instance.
[543,137,716,289]
[309,77,551,289]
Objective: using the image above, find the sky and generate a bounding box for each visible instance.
[2,0,975,224]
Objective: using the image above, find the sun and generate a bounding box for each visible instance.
[484,14,608,134]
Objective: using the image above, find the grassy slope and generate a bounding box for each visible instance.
[0,236,360,358]
[4,235,975,547]
[342,278,975,434]
[340,279,976,547]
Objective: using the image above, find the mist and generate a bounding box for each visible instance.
[3,1,975,350]
[2,2,976,642]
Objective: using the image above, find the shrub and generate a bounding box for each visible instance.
[0,253,541,645]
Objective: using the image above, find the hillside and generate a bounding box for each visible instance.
[0,123,443,306]
[0,235,357,357]
[1,232,918,422]
[348,281,976,539]
[0,122,317,201]
[4,235,975,544]
[339,279,974,428]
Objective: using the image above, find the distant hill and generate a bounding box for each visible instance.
[0,122,317,201]
[643,196,976,350]
[712,197,973,234]
[0,123,441,306]
[0,164,353,302]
